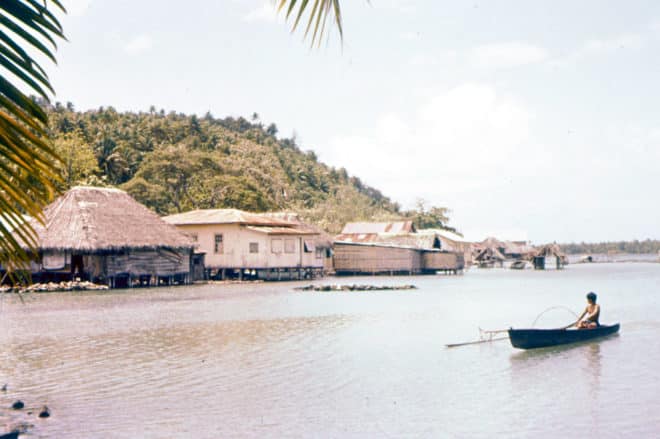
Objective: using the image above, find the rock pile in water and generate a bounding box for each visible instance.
[1,280,109,294]
[295,284,417,292]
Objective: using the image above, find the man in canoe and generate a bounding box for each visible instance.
[575,292,600,329]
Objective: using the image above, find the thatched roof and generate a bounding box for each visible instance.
[475,247,506,261]
[163,209,292,227]
[535,244,566,257]
[335,229,442,251]
[30,186,193,252]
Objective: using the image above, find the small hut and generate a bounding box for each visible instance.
[23,186,195,287]
[474,247,506,268]
[533,244,568,270]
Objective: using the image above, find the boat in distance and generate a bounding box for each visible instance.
[508,323,620,350]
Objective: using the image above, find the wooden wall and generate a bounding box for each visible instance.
[104,249,190,276]
[422,251,465,272]
[333,243,422,275]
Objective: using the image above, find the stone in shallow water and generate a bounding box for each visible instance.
[11,400,24,410]
[38,406,50,418]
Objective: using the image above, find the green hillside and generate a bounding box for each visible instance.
[45,103,428,233]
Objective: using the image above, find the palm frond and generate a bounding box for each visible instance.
[0,0,65,275]
[277,0,343,47]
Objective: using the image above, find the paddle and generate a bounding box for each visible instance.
[558,321,577,330]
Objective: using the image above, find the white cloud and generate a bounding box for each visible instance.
[377,0,416,13]
[581,33,645,53]
[322,83,534,209]
[124,34,154,55]
[400,31,421,41]
[243,2,278,23]
[470,42,549,69]
[409,50,457,67]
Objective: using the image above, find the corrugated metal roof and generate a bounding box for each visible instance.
[335,232,440,250]
[163,209,294,226]
[340,221,415,235]
[245,226,318,235]
[334,241,421,250]
[425,228,470,243]
[262,212,333,248]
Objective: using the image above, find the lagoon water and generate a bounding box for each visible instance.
[1,263,660,438]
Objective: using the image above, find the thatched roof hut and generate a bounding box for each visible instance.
[15,187,195,287]
[32,186,193,252]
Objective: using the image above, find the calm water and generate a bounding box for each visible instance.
[1,263,659,438]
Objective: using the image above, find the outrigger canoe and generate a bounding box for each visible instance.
[508,323,620,350]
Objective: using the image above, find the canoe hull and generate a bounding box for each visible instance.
[508,324,620,350]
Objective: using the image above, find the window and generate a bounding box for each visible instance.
[303,240,314,253]
[284,239,295,254]
[249,242,259,254]
[315,248,324,259]
[271,238,282,254]
[214,234,223,254]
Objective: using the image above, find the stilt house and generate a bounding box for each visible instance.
[23,186,195,287]
[334,221,464,275]
[262,212,334,273]
[163,209,325,280]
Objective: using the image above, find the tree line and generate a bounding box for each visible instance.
[560,240,660,255]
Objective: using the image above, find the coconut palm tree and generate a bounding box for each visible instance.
[0,0,65,273]
[278,0,343,46]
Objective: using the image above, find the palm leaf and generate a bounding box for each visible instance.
[277,0,344,47]
[0,0,65,276]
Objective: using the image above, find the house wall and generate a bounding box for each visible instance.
[438,237,473,266]
[422,251,464,272]
[30,248,191,284]
[104,249,190,276]
[333,243,422,274]
[173,223,323,269]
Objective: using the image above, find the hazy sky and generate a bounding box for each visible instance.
[49,0,660,243]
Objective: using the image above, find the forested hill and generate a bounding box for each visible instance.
[44,103,439,233]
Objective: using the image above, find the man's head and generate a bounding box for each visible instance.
[586,292,597,303]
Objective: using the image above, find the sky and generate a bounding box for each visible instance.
[44,0,660,243]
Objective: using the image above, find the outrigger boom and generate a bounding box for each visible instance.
[446,328,509,348]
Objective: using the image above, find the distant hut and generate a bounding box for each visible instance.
[474,247,506,268]
[20,186,195,287]
[163,209,324,280]
[533,244,568,270]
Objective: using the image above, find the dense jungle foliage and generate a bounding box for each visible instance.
[44,103,454,234]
